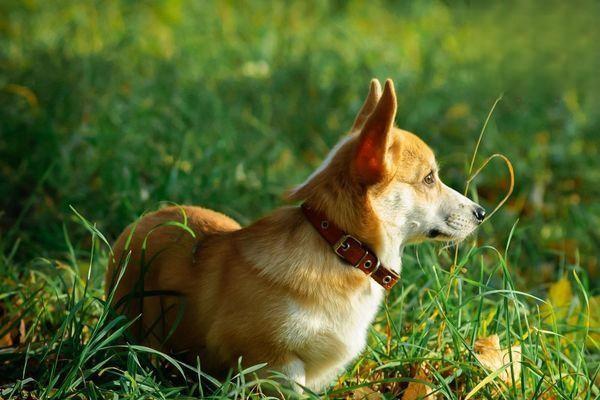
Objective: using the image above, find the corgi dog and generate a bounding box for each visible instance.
[105,79,485,392]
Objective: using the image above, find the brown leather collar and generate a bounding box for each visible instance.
[301,203,400,290]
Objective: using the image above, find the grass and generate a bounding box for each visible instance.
[0,0,599,398]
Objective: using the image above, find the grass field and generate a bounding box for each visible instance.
[1,0,599,398]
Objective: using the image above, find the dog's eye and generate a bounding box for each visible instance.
[424,172,435,185]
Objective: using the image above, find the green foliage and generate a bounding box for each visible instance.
[0,0,598,398]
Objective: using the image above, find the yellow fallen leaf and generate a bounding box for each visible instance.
[542,276,572,320]
[0,319,26,348]
[567,295,600,350]
[351,387,383,400]
[542,276,599,350]
[549,277,572,306]
[402,364,435,400]
[0,331,13,347]
[587,296,600,350]
[474,334,521,384]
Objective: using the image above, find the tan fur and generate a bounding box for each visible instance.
[105,79,483,391]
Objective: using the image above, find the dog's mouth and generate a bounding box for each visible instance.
[427,223,474,242]
[427,228,454,240]
[429,214,480,242]
[418,214,480,243]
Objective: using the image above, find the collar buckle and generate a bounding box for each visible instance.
[302,202,399,290]
[333,234,363,259]
[332,234,352,255]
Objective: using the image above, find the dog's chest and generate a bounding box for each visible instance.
[280,281,384,369]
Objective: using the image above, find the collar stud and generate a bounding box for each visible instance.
[300,203,399,290]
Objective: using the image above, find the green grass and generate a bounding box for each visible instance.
[0,0,599,398]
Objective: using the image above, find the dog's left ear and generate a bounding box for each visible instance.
[351,79,382,132]
[352,79,397,185]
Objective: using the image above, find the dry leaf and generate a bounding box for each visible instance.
[402,364,435,400]
[0,319,26,348]
[541,276,600,350]
[474,334,521,384]
[548,277,572,308]
[0,330,13,347]
[568,295,600,350]
[542,276,572,320]
[350,387,383,400]
[586,295,600,349]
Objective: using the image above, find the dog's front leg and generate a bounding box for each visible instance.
[279,357,306,392]
[258,356,306,397]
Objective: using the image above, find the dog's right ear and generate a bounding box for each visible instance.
[351,79,382,132]
[351,79,397,185]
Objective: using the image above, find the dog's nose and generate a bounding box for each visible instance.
[473,206,486,223]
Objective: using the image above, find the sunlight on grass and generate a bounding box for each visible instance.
[0,0,599,398]
[1,208,597,398]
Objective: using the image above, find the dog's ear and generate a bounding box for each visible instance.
[352,79,397,185]
[351,79,382,132]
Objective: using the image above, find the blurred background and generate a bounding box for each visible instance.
[1,0,599,289]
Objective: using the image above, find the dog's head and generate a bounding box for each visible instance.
[288,79,484,251]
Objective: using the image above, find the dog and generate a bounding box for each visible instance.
[105,78,485,392]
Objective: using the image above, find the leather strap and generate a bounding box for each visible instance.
[301,203,399,290]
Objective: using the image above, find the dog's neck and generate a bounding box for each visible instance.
[236,206,403,298]
[304,196,406,274]
[378,226,405,273]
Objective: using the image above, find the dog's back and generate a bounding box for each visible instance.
[105,206,241,351]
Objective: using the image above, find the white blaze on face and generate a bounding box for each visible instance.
[371,178,483,246]
[436,182,483,239]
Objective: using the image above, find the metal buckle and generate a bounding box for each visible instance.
[333,234,352,256]
[333,234,364,259]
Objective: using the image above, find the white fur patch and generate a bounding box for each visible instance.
[279,281,384,390]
